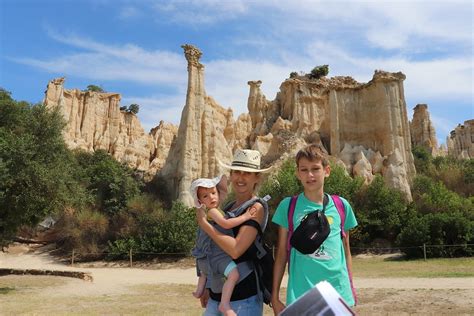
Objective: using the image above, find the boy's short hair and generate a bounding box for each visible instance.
[295,144,329,167]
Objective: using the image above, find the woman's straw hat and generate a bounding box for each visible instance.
[218,149,272,173]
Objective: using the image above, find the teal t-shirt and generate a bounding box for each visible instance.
[272,193,358,306]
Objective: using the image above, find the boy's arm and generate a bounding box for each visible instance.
[271,225,288,315]
[343,231,353,273]
[207,206,256,230]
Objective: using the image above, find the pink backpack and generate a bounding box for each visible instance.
[286,194,358,305]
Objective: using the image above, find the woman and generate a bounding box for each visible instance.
[196,149,271,316]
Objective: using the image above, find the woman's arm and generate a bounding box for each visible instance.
[207,207,256,230]
[271,225,288,315]
[196,203,264,259]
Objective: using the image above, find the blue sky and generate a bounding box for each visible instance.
[1,0,472,145]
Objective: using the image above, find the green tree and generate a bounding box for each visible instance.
[0,93,76,246]
[128,104,140,114]
[75,150,142,216]
[308,65,329,80]
[86,85,105,93]
[352,176,409,246]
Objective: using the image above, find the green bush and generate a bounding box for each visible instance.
[74,150,143,215]
[398,210,474,258]
[108,201,197,258]
[308,65,329,80]
[412,175,466,214]
[351,176,409,246]
[86,84,105,93]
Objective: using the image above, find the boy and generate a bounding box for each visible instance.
[271,144,358,315]
[190,175,257,316]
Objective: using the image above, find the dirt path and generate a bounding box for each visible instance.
[1,244,473,297]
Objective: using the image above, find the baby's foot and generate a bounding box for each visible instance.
[218,302,236,316]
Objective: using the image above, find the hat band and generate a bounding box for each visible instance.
[232,161,260,170]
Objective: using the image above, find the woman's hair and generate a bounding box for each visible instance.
[295,144,329,167]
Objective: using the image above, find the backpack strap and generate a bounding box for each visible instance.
[286,195,298,271]
[331,194,346,239]
[227,195,270,232]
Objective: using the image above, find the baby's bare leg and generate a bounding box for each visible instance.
[218,268,239,316]
[193,274,207,298]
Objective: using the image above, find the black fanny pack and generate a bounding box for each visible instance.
[289,194,330,254]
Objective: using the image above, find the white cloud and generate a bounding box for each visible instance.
[118,6,141,19]
[205,59,292,114]
[122,95,186,130]
[12,31,187,86]
[152,0,248,24]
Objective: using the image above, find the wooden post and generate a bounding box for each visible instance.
[423,244,427,261]
[129,248,133,267]
[71,249,75,266]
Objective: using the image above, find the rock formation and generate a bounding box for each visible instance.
[410,104,439,155]
[447,120,474,159]
[246,71,415,200]
[158,45,234,205]
[43,77,177,179]
[45,45,428,203]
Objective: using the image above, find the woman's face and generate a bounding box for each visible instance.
[230,170,260,197]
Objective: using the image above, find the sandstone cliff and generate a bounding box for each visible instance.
[246,71,415,200]
[43,77,177,178]
[410,104,439,155]
[447,120,474,159]
[46,45,430,203]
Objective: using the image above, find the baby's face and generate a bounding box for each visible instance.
[197,186,219,208]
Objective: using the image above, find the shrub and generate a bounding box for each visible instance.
[398,210,474,258]
[308,65,329,80]
[351,176,409,246]
[74,150,143,215]
[86,85,104,93]
[55,209,109,257]
[412,175,465,214]
[108,201,197,258]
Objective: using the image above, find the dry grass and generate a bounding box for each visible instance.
[1,256,473,315]
[1,276,473,315]
[352,255,474,278]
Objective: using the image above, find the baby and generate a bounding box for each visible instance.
[190,175,257,316]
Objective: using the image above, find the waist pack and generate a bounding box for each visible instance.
[289,194,330,254]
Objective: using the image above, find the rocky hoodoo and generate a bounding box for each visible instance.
[246,71,415,200]
[410,104,439,155]
[43,77,177,178]
[447,120,474,159]
[158,45,235,205]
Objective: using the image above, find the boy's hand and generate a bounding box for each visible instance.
[271,298,285,315]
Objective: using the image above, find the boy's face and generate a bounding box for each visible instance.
[197,186,219,208]
[296,157,330,192]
